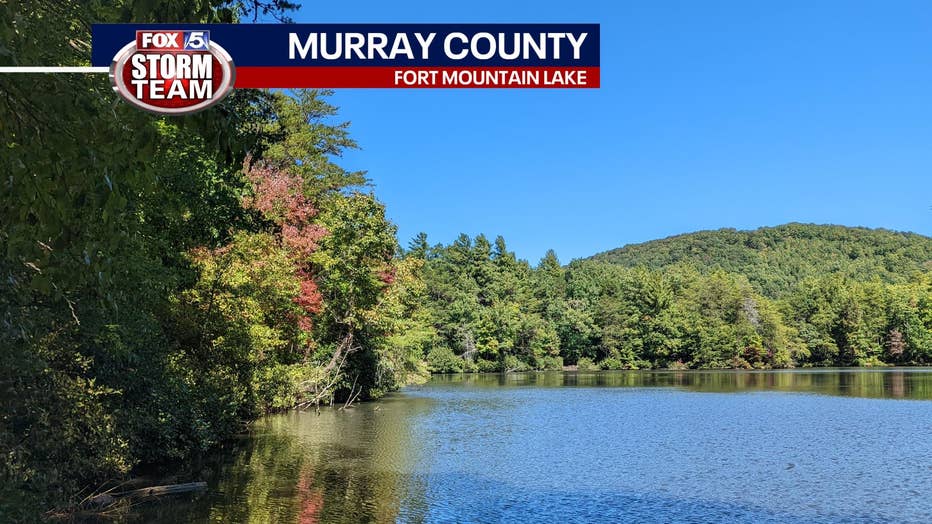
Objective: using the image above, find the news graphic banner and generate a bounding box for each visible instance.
[0,24,602,116]
[91,24,599,115]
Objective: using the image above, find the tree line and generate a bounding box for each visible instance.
[407,231,932,373]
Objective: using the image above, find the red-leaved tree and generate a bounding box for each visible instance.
[244,160,327,334]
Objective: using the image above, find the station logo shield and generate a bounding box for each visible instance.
[110,30,235,115]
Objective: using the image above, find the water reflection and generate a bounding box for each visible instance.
[137,395,434,523]
[429,368,932,400]
[132,369,932,523]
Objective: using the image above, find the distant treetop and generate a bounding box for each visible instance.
[585,223,932,297]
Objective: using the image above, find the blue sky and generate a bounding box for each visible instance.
[293,0,932,264]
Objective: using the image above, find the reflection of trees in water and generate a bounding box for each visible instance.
[139,371,929,521]
[431,370,932,400]
[139,398,433,523]
[891,372,905,398]
[296,464,324,524]
[203,429,311,523]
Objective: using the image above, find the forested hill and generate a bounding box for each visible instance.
[587,224,932,297]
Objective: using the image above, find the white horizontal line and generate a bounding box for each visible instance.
[0,66,109,73]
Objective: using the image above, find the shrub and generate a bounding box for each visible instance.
[426,346,464,373]
[857,356,889,367]
[537,355,564,370]
[476,358,501,373]
[503,355,530,372]
[598,357,625,370]
[576,357,600,371]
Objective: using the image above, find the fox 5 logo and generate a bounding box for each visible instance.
[136,30,210,51]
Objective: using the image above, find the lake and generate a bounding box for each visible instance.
[139,369,932,523]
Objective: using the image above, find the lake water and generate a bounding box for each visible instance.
[140,369,932,523]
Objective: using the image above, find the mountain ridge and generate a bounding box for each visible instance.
[583,223,932,297]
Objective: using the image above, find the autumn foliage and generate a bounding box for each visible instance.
[244,159,327,331]
[0,0,419,514]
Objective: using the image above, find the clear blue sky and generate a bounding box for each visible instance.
[293,0,932,264]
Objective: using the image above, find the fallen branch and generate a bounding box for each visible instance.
[323,332,357,373]
[295,333,363,411]
[339,374,362,410]
[295,350,348,410]
[110,482,207,500]
[50,481,208,518]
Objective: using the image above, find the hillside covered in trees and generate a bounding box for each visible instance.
[588,224,932,297]
[405,225,932,375]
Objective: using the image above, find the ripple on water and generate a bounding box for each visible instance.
[136,369,932,524]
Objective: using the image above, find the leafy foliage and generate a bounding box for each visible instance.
[407,227,932,374]
[589,224,932,297]
[0,2,416,518]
